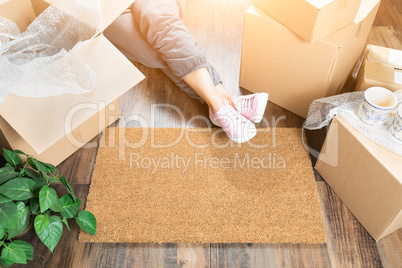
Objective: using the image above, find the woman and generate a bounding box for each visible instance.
[104,0,268,143]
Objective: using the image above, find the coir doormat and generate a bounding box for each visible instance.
[80,128,326,244]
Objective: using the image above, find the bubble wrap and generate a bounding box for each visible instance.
[0,0,102,104]
[304,92,402,156]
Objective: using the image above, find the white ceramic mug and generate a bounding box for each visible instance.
[357,87,398,126]
[389,104,402,143]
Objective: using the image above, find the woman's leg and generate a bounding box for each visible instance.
[182,67,224,113]
[215,83,235,107]
[132,0,207,81]
[104,9,223,104]
[103,11,166,70]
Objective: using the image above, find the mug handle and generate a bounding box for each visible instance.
[390,102,401,116]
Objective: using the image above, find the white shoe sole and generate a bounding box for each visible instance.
[209,117,257,143]
[251,93,269,123]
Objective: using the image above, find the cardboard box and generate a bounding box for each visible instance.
[315,116,402,241]
[0,0,145,165]
[239,0,380,118]
[356,45,402,92]
[251,0,362,43]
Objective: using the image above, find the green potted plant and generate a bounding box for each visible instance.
[0,149,96,267]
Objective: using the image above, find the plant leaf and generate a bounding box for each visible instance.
[60,194,81,218]
[0,226,4,239]
[1,241,27,264]
[0,193,12,204]
[30,198,40,214]
[34,215,63,253]
[30,159,53,175]
[32,178,46,195]
[0,178,35,200]
[34,214,49,233]
[76,211,96,235]
[43,162,57,173]
[24,168,41,181]
[59,176,77,202]
[0,202,18,229]
[39,186,58,213]
[0,167,19,185]
[13,150,28,156]
[3,149,22,168]
[12,241,33,261]
[7,202,31,239]
[61,217,70,231]
[0,167,14,174]
[50,197,63,213]
[0,257,14,267]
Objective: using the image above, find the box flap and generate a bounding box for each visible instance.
[365,60,401,85]
[99,0,134,31]
[380,210,402,240]
[0,35,145,154]
[354,0,379,23]
[32,0,134,31]
[367,44,402,69]
[0,0,36,32]
[306,0,337,9]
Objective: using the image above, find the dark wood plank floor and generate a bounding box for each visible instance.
[13,0,402,267]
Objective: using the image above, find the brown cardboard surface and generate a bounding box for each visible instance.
[251,0,361,43]
[239,1,379,118]
[356,45,402,92]
[0,0,144,165]
[0,100,120,166]
[0,0,36,31]
[315,116,402,240]
[80,128,326,244]
[367,44,402,69]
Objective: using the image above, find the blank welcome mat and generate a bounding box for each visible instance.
[79,128,326,244]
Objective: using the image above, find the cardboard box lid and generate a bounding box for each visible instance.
[322,0,380,48]
[363,60,402,85]
[251,0,362,43]
[32,0,134,32]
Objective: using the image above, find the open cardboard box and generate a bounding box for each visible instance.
[239,0,380,118]
[315,114,402,241]
[251,0,362,43]
[356,45,402,92]
[0,0,145,165]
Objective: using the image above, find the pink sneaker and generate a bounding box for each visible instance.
[209,100,257,143]
[233,93,269,123]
